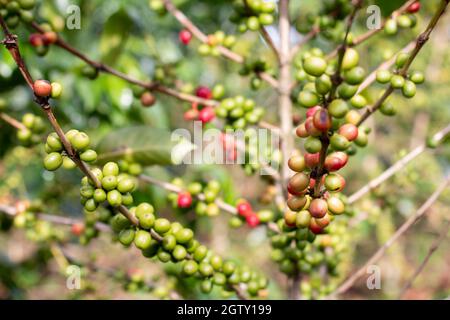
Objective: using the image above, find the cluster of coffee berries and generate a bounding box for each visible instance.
[112,203,268,297]
[80,161,137,211]
[197,31,236,56]
[16,113,45,146]
[167,178,222,217]
[216,96,265,130]
[117,159,143,177]
[33,80,63,99]
[43,129,97,171]
[0,0,36,29]
[295,0,351,41]
[13,201,64,243]
[375,54,425,104]
[384,1,420,35]
[183,86,218,123]
[28,30,58,56]
[239,57,272,82]
[230,0,276,33]
[229,199,274,229]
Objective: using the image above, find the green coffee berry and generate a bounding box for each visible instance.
[44,152,63,171]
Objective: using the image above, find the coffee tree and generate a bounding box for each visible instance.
[0,0,449,300]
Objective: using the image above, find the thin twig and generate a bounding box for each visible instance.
[398,219,450,299]
[0,112,27,130]
[328,176,450,299]
[357,0,449,126]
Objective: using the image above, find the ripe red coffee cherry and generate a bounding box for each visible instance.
[304,152,320,168]
[306,106,321,118]
[338,123,358,141]
[184,108,199,121]
[71,222,85,236]
[312,108,332,132]
[237,201,252,217]
[29,33,44,47]
[305,117,321,136]
[140,92,156,107]
[324,152,348,172]
[288,172,310,194]
[177,191,193,208]
[42,31,58,45]
[179,29,192,45]
[196,86,212,99]
[309,199,328,218]
[407,1,420,13]
[296,123,309,138]
[246,214,260,228]
[33,80,52,97]
[315,213,331,228]
[309,219,324,235]
[198,106,215,123]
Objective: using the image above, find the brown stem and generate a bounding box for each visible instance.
[0,112,27,130]
[328,176,450,299]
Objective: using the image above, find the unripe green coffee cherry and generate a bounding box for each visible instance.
[17,128,31,142]
[141,240,159,258]
[376,70,392,84]
[162,234,177,251]
[379,101,396,116]
[350,94,367,109]
[19,0,36,10]
[354,130,368,147]
[330,134,350,151]
[117,178,135,193]
[62,156,77,170]
[257,209,274,223]
[390,75,405,89]
[397,14,412,28]
[80,185,95,198]
[157,249,171,263]
[93,189,106,203]
[338,83,358,100]
[122,192,133,206]
[65,129,79,142]
[210,254,223,271]
[384,19,397,35]
[44,152,63,171]
[200,279,213,293]
[128,163,142,176]
[259,13,274,25]
[395,52,410,69]
[328,99,348,118]
[296,210,311,228]
[213,272,226,286]
[341,48,359,70]
[315,74,332,95]
[101,175,118,191]
[154,218,171,234]
[344,66,365,85]
[402,80,416,98]
[134,230,152,250]
[103,162,119,176]
[298,90,319,108]
[110,213,131,233]
[46,133,63,152]
[119,229,135,246]
[80,149,97,162]
[183,260,199,276]
[304,136,322,153]
[135,202,154,219]
[50,82,63,99]
[172,245,187,260]
[409,70,425,84]
[303,56,327,77]
[199,262,214,277]
[84,198,98,212]
[71,132,90,151]
[175,228,194,244]
[107,190,122,206]
[137,212,155,229]
[193,245,208,262]
[247,16,260,31]
[22,113,35,129]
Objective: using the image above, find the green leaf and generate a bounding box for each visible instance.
[100,9,133,65]
[96,126,196,166]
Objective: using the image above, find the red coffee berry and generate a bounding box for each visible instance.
[177,191,193,208]
[237,201,252,217]
[198,106,215,123]
[312,108,332,132]
[179,29,192,45]
[309,198,328,218]
[338,123,358,141]
[407,1,420,13]
[33,80,52,97]
[315,213,331,228]
[140,92,156,107]
[306,106,321,118]
[29,33,44,47]
[184,108,199,121]
[304,152,320,168]
[305,117,321,136]
[196,86,212,99]
[296,123,309,138]
[71,222,85,236]
[324,152,348,172]
[309,219,324,234]
[42,31,58,45]
[246,214,260,228]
